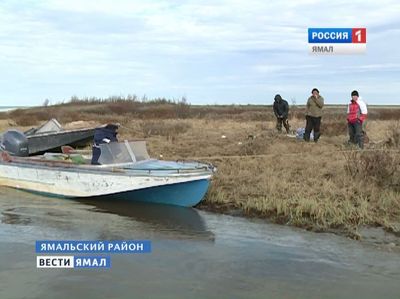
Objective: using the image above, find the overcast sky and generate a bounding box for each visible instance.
[0,0,399,106]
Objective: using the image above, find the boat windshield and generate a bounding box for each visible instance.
[98,141,150,165]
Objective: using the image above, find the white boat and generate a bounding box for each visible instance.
[0,138,215,207]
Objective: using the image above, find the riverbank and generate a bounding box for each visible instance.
[0,99,399,243]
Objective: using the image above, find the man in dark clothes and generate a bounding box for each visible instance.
[91,123,119,165]
[273,94,290,133]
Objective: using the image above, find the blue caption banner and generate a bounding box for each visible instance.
[308,28,352,43]
[36,240,152,253]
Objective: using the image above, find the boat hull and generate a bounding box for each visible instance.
[0,161,212,207]
[27,128,95,155]
[91,179,210,207]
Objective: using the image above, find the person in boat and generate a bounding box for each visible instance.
[91,123,119,165]
[304,88,324,143]
[273,94,290,134]
[347,90,368,149]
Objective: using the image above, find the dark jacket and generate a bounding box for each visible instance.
[91,125,119,165]
[273,95,289,118]
[93,126,118,145]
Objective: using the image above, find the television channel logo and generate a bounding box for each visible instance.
[308,28,366,55]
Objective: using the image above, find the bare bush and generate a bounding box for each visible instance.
[236,137,271,156]
[174,97,191,119]
[344,150,400,190]
[107,101,138,115]
[10,109,49,126]
[385,123,400,148]
[140,121,192,138]
[321,120,347,136]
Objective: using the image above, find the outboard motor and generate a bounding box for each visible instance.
[0,130,29,156]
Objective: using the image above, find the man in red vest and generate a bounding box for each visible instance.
[347,90,368,149]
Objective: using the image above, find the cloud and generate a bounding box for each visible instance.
[0,0,399,105]
[353,63,400,70]
[253,64,321,73]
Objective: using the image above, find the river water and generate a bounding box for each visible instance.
[0,187,399,299]
[0,107,19,112]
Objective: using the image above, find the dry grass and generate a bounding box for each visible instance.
[142,118,400,237]
[1,100,400,238]
[200,137,399,237]
[139,120,192,139]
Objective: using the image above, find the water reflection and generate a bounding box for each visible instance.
[75,198,215,241]
[1,207,33,225]
[0,188,215,241]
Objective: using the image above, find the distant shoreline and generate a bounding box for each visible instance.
[0,106,29,112]
[0,104,400,112]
